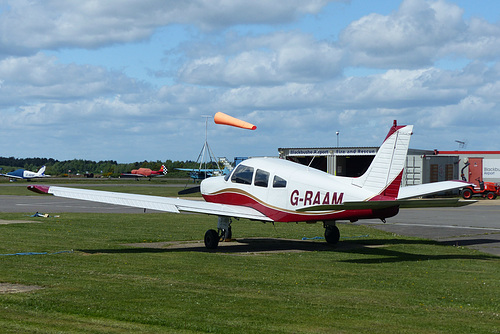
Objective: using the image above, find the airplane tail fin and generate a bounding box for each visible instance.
[36,166,46,176]
[351,121,413,199]
[161,165,168,175]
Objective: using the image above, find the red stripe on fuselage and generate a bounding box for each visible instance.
[203,190,399,222]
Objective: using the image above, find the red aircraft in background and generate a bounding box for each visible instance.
[120,165,167,180]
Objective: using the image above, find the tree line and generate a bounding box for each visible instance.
[0,157,200,177]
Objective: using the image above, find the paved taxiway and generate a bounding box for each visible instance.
[1,195,499,256]
[357,201,500,256]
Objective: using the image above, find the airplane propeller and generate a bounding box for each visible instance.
[178,186,201,195]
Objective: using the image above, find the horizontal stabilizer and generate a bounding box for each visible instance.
[397,180,471,200]
[297,198,476,212]
[396,198,476,208]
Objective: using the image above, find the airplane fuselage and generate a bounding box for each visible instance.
[125,165,167,178]
[5,169,41,179]
[201,157,399,223]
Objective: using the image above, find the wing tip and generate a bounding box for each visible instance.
[27,185,50,194]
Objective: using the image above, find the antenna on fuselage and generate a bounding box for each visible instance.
[307,156,316,170]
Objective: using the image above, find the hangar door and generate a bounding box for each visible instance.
[289,156,327,172]
[287,155,373,177]
[335,155,374,177]
[468,157,483,186]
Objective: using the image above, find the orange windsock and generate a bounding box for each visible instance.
[214,112,257,130]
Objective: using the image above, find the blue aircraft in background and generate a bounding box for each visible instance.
[176,157,248,182]
[1,166,50,181]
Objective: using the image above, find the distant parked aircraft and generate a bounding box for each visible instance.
[120,165,167,180]
[1,166,50,181]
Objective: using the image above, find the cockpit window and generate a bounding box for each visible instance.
[231,165,254,185]
[254,169,270,187]
[273,175,287,188]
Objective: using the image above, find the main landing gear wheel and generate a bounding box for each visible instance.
[204,229,219,249]
[324,225,340,245]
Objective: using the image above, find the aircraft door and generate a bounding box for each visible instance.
[269,174,289,210]
[252,169,271,204]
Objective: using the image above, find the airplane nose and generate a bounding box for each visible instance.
[200,175,224,195]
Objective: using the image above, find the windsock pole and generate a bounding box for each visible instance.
[214,112,256,130]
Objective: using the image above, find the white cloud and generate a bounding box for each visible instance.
[178,32,343,86]
[174,0,500,89]
[442,17,500,60]
[339,0,500,68]
[0,0,333,55]
[0,53,142,103]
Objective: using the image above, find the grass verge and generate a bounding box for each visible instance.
[0,212,498,333]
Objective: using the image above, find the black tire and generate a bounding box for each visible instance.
[462,188,473,200]
[204,229,219,249]
[487,192,497,200]
[324,225,340,245]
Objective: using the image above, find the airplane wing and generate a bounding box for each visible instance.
[120,173,165,178]
[27,185,272,222]
[397,180,471,200]
[0,174,23,179]
[175,168,217,172]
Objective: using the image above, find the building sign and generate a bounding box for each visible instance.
[334,148,377,156]
[288,149,331,156]
[288,148,377,157]
[483,159,500,178]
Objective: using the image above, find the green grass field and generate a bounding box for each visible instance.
[0,211,498,333]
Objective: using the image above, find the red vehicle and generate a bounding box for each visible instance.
[459,161,500,199]
[461,179,500,200]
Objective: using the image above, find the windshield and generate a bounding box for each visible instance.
[231,165,254,185]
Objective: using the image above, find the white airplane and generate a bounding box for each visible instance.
[2,166,50,181]
[28,121,474,249]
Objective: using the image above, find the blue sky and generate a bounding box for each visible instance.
[1,0,500,163]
